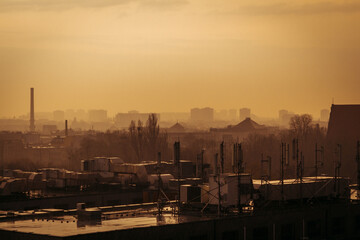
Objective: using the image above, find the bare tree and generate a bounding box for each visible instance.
[145,113,160,161]
[290,114,313,138]
[129,120,145,162]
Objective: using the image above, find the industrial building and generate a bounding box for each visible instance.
[327,104,360,141]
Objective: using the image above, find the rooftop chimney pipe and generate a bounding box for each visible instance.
[65,120,68,137]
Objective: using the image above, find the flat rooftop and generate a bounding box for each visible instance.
[0,208,207,238]
[253,176,337,186]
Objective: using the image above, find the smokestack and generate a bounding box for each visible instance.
[65,120,68,137]
[30,88,35,132]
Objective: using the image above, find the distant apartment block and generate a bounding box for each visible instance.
[190,107,214,122]
[88,109,107,122]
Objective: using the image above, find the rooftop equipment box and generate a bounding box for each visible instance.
[208,173,253,206]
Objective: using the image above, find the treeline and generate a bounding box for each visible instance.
[67,114,171,169]
[66,114,358,182]
[244,114,327,179]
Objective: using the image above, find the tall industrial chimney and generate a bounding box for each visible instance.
[30,88,35,132]
[65,120,68,137]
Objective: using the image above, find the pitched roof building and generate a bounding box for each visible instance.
[211,117,266,133]
[167,122,186,133]
[327,104,360,141]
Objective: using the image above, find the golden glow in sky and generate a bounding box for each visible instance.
[0,0,359,118]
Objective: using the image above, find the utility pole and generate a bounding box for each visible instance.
[174,141,181,214]
[157,152,163,217]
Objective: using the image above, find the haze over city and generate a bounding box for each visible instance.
[2,1,360,240]
[1,0,360,118]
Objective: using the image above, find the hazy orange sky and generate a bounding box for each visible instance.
[0,0,359,118]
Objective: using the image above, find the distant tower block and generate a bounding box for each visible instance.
[30,88,35,132]
[320,109,330,122]
[239,108,251,121]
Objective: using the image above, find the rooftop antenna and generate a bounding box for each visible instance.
[213,153,221,217]
[157,152,163,218]
[156,152,174,218]
[292,139,299,179]
[300,152,304,203]
[237,143,243,214]
[157,152,162,215]
[334,144,342,195]
[232,143,237,173]
[174,141,181,214]
[238,143,243,173]
[280,143,287,202]
[261,154,271,201]
[315,143,324,178]
[261,154,272,184]
[196,149,205,180]
[220,141,225,174]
